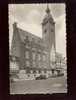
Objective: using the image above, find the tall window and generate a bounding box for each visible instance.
[51,28,54,32]
[43,55,46,61]
[32,47,35,51]
[38,54,41,61]
[44,29,47,33]
[32,52,35,60]
[26,61,30,66]
[25,44,30,48]
[38,62,41,68]
[32,61,35,67]
[12,56,16,61]
[25,51,29,59]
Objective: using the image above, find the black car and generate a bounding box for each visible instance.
[57,73,64,76]
[35,75,46,80]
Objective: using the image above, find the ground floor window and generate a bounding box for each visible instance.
[33,70,36,74]
[27,74,30,77]
[44,70,46,73]
[39,70,41,73]
[26,70,30,74]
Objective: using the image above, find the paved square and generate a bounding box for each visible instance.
[10,76,67,94]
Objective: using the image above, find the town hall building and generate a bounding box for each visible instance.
[10,5,57,80]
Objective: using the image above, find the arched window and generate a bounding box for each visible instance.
[25,51,29,59]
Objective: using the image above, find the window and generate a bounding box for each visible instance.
[28,74,30,77]
[39,70,41,73]
[26,70,30,73]
[43,55,46,61]
[41,70,44,74]
[32,52,35,60]
[26,61,30,66]
[44,66,47,68]
[38,49,41,52]
[43,51,47,54]
[25,44,30,48]
[44,29,47,33]
[38,54,41,61]
[33,70,36,73]
[34,74,36,76]
[12,56,16,61]
[30,70,33,74]
[51,29,54,32]
[32,47,35,51]
[36,70,38,74]
[25,51,29,59]
[26,36,29,40]
[38,62,41,67]
[32,61,35,67]
[44,70,46,73]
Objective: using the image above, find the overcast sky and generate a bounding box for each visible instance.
[9,4,66,57]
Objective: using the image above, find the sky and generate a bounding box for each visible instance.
[9,4,66,57]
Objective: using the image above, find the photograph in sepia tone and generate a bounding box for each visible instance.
[9,4,67,94]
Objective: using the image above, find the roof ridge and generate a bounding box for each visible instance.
[17,27,42,40]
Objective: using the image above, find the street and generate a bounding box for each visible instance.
[10,76,67,94]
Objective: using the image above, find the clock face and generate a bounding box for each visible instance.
[43,29,47,39]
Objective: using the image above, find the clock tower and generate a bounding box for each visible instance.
[42,5,56,66]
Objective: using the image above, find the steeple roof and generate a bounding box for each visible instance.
[42,4,54,25]
[46,4,50,14]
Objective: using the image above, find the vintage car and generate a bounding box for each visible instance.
[35,75,47,80]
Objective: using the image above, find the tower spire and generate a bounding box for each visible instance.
[46,4,50,14]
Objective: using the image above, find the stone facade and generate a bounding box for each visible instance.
[10,5,56,79]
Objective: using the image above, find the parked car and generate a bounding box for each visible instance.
[35,75,47,80]
[57,73,64,76]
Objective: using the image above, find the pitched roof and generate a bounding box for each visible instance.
[18,28,42,41]
[17,27,46,47]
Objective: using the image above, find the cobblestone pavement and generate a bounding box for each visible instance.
[10,76,67,94]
